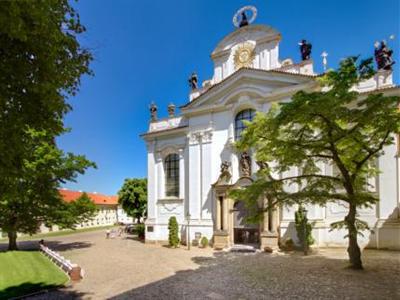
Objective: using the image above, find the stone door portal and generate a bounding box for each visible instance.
[233,200,259,244]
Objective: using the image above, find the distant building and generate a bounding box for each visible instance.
[39,189,133,233]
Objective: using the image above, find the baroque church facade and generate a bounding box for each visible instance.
[141,8,400,250]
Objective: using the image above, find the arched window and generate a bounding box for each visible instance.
[165,153,179,197]
[235,109,255,140]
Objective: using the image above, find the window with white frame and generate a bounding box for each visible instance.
[235,109,255,140]
[165,153,179,197]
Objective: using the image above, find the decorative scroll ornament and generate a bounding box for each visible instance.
[232,6,257,28]
[234,42,255,70]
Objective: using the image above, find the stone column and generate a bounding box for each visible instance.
[216,195,221,231]
[271,207,278,234]
[213,192,229,250]
[263,210,269,232]
[222,196,229,231]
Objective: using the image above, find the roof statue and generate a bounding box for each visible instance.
[233,6,257,28]
[299,39,312,61]
[216,161,232,185]
[374,40,395,71]
[239,11,248,27]
[149,102,157,122]
[188,72,198,90]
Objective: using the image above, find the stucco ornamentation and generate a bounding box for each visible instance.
[188,129,213,145]
[234,42,255,70]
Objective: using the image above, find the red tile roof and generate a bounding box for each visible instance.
[59,189,118,206]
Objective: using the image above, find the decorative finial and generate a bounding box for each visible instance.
[149,102,157,122]
[188,72,198,91]
[299,39,312,61]
[233,6,257,28]
[321,51,328,71]
[168,103,176,118]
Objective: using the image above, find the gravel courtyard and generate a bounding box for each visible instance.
[3,230,398,299]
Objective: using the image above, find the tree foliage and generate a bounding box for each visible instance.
[232,56,400,269]
[0,130,96,250]
[60,192,98,228]
[168,216,180,248]
[0,1,95,250]
[118,178,147,223]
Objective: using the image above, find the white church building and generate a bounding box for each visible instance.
[141,7,400,250]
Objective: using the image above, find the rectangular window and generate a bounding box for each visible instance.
[165,153,179,197]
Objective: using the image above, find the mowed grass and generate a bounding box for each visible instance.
[0,251,68,299]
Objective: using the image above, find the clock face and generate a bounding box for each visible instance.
[234,43,255,69]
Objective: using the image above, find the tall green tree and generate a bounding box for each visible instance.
[0,1,95,250]
[232,57,400,269]
[1,129,96,250]
[118,178,147,224]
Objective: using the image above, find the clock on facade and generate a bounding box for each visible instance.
[233,43,255,69]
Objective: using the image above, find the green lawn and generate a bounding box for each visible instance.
[0,224,117,242]
[0,251,69,299]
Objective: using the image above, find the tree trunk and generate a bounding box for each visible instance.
[8,231,18,251]
[346,204,363,269]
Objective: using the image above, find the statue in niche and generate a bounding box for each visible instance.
[374,41,395,71]
[149,102,157,122]
[217,161,231,184]
[299,39,312,61]
[239,11,249,27]
[240,152,251,177]
[188,72,198,90]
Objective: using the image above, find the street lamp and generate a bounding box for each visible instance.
[186,212,191,250]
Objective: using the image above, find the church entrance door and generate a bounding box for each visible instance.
[233,200,259,245]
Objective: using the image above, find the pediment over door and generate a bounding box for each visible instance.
[181,68,317,115]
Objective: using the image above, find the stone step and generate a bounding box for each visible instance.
[229,244,258,253]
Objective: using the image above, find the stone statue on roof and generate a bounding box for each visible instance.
[188,72,198,90]
[374,40,395,71]
[299,39,312,61]
[239,11,249,27]
[149,102,157,122]
[217,161,231,184]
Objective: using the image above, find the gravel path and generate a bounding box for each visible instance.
[2,230,398,299]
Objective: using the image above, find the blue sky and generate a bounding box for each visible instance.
[59,0,400,195]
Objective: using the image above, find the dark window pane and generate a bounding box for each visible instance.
[235,109,255,140]
[165,153,179,197]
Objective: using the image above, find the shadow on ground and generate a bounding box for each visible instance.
[109,250,399,300]
[0,282,89,300]
[0,240,92,252]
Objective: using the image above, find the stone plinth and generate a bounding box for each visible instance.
[260,231,279,251]
[213,231,229,250]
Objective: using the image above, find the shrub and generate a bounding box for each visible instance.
[136,224,145,239]
[168,216,180,247]
[200,236,208,248]
[295,205,314,255]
